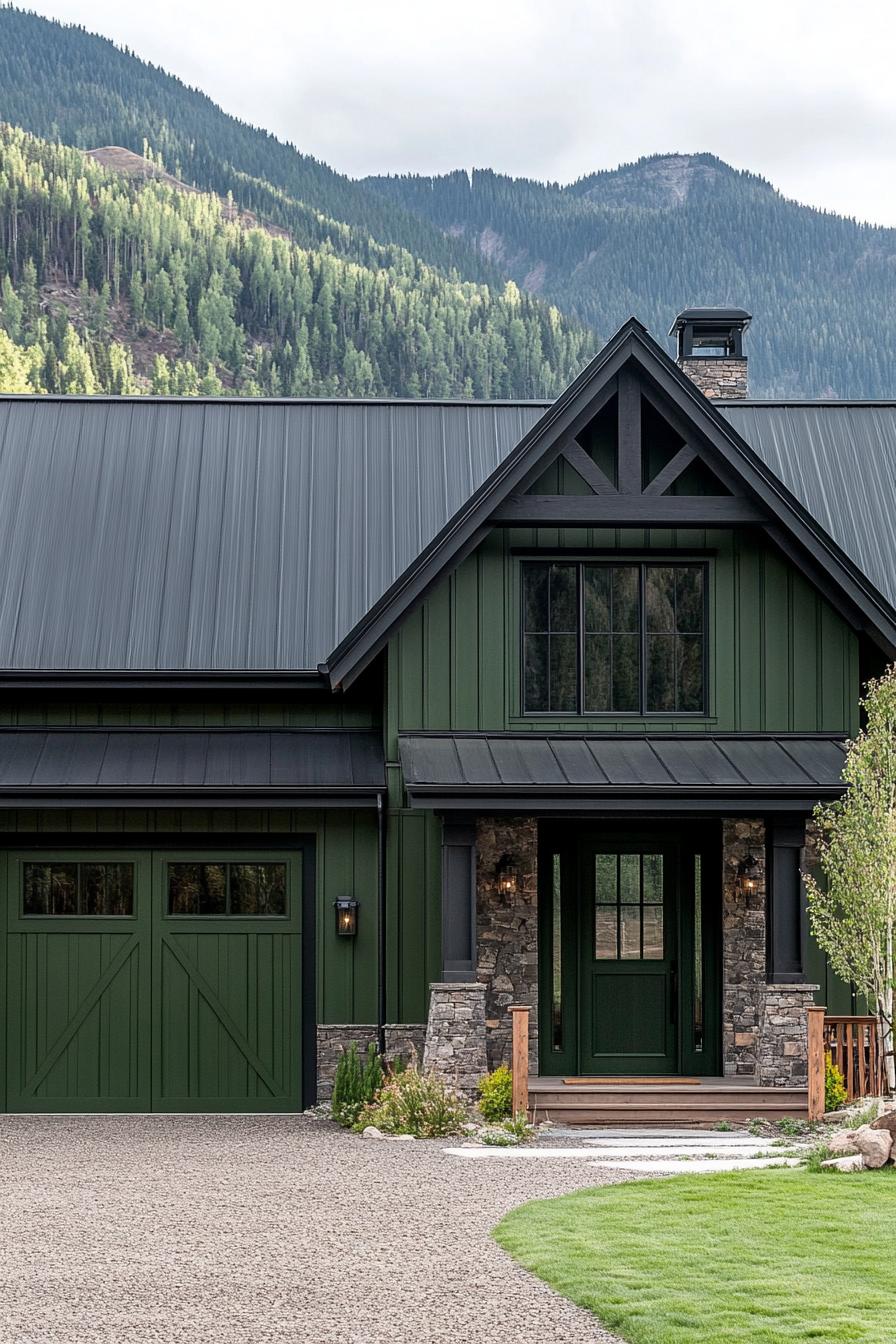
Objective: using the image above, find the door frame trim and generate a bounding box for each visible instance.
[538,819,722,1077]
[1,833,317,1110]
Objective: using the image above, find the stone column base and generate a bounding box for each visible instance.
[423,982,488,1096]
[759,984,819,1087]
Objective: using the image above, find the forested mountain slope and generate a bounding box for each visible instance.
[0,126,591,396]
[0,5,497,286]
[367,158,896,397]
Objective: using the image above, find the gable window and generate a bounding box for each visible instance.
[522,561,706,715]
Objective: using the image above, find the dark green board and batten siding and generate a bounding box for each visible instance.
[387,527,860,746]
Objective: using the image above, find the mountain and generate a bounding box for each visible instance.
[1,7,895,398]
[0,124,591,397]
[366,157,896,397]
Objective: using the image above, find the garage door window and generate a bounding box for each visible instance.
[23,862,135,916]
[168,862,287,916]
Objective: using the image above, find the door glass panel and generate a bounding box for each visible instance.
[168,861,287,916]
[593,852,664,961]
[620,904,641,959]
[594,853,617,902]
[230,863,287,916]
[642,904,664,959]
[694,854,704,1051]
[551,854,563,1050]
[594,905,617,959]
[168,863,227,915]
[23,861,134,916]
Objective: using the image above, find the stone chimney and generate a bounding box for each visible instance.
[670,307,751,399]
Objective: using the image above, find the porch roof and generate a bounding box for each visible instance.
[398,732,847,813]
[0,727,385,808]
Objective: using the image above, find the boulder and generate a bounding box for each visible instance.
[362,1125,384,1140]
[853,1124,893,1169]
[870,1110,896,1138]
[821,1154,866,1172]
[826,1130,859,1156]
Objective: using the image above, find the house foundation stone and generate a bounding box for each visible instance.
[316,1023,427,1099]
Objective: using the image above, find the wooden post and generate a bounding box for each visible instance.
[509,1004,530,1119]
[807,1005,827,1122]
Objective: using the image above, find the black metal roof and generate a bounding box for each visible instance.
[398,732,847,813]
[1,369,896,674]
[670,307,752,331]
[0,727,385,807]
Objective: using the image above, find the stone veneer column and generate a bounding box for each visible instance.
[722,818,767,1077]
[475,817,539,1073]
[422,983,488,1095]
[722,817,817,1085]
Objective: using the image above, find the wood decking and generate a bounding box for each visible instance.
[529,1076,809,1127]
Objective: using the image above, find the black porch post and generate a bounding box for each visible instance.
[766,817,808,983]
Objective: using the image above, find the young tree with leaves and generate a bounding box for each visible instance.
[805,667,896,1091]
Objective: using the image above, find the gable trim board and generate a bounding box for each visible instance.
[326,321,896,690]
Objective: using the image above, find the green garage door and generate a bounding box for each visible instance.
[3,849,304,1113]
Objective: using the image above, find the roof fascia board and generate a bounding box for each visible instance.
[407,791,841,813]
[0,788,383,809]
[0,671,329,690]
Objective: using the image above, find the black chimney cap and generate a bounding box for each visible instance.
[669,307,752,335]
[670,307,751,359]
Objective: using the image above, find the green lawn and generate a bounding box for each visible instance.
[494,1169,896,1344]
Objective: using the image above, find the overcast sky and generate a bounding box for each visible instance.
[26,0,896,225]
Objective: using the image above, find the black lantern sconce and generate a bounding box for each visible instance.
[335,897,359,937]
[494,854,519,899]
[737,855,760,897]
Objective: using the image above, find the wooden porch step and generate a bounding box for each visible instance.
[527,1083,808,1127]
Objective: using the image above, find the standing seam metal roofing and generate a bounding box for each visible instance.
[398,733,848,797]
[0,395,894,672]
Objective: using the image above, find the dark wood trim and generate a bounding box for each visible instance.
[409,791,838,813]
[560,441,618,495]
[643,444,698,497]
[0,671,329,690]
[0,789,383,809]
[492,495,767,525]
[617,368,642,494]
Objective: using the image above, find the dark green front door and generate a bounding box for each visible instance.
[3,848,303,1112]
[539,823,722,1077]
[579,840,678,1075]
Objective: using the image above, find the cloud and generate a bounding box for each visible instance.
[24,0,896,224]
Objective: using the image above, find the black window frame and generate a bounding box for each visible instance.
[520,558,709,717]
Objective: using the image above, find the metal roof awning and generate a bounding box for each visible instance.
[0,728,385,808]
[398,733,848,813]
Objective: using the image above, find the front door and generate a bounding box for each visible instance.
[579,840,678,1075]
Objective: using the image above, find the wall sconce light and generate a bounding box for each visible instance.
[495,854,519,898]
[737,855,760,896]
[334,897,359,937]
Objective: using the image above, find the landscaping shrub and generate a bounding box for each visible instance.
[355,1066,468,1137]
[825,1053,849,1112]
[477,1064,513,1121]
[332,1042,383,1127]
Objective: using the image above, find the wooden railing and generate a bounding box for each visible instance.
[807,1005,884,1121]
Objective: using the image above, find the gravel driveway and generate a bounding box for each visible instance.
[0,1115,628,1344]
